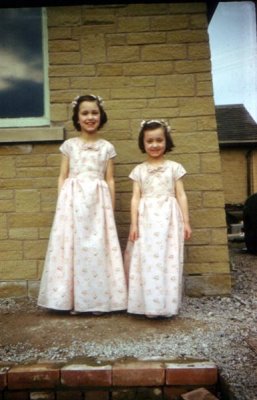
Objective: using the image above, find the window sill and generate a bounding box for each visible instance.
[0,127,65,143]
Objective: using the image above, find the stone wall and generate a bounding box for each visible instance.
[0,3,231,297]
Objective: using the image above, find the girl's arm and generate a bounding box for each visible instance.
[105,158,115,209]
[175,178,192,240]
[58,154,69,195]
[129,181,141,241]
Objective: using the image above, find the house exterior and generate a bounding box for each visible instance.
[216,104,257,205]
[0,3,231,297]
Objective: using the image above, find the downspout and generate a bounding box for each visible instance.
[246,149,252,197]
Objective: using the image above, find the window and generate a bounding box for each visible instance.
[0,8,49,128]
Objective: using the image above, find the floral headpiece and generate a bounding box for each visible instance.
[140,119,171,133]
[71,94,105,109]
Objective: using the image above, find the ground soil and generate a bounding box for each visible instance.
[0,243,256,400]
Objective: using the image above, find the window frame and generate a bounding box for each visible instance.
[0,7,50,129]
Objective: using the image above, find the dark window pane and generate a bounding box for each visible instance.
[0,8,44,118]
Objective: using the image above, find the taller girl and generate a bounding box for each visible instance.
[38,95,127,313]
[124,120,191,318]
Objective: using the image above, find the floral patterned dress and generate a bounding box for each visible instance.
[124,160,186,317]
[38,137,127,312]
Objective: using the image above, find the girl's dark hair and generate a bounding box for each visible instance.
[138,120,175,153]
[72,94,108,131]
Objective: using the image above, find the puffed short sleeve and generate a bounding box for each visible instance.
[174,162,187,180]
[59,140,71,157]
[129,165,140,182]
[108,142,117,159]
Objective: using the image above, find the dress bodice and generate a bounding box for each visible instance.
[129,160,186,198]
[60,137,116,180]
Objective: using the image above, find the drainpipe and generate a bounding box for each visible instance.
[246,149,252,197]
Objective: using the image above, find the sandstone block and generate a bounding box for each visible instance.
[185,262,230,274]
[117,16,149,32]
[142,44,187,61]
[188,43,210,59]
[156,75,194,97]
[51,104,69,121]
[108,46,140,62]
[185,273,231,296]
[211,229,228,245]
[9,228,39,240]
[49,39,79,52]
[49,69,69,85]
[49,65,95,77]
[191,208,226,228]
[82,34,106,63]
[47,6,81,26]
[0,199,15,212]
[48,26,72,40]
[151,15,189,31]
[50,52,81,65]
[127,32,166,45]
[111,87,155,100]
[8,213,53,228]
[0,260,37,280]
[197,81,213,96]
[123,61,174,76]
[187,245,229,263]
[179,97,215,117]
[169,3,206,13]
[106,34,126,46]
[202,192,225,208]
[16,155,46,168]
[167,29,208,43]
[0,282,27,298]
[175,60,211,74]
[0,158,16,178]
[24,240,48,260]
[190,14,208,29]
[15,190,40,213]
[97,63,124,76]
[117,3,169,16]
[186,175,223,191]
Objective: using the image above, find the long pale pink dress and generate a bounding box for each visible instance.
[124,160,186,317]
[38,137,127,312]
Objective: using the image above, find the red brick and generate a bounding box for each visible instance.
[3,392,29,400]
[165,362,218,386]
[164,386,195,400]
[85,390,109,400]
[181,387,219,399]
[112,361,165,387]
[61,363,112,387]
[56,391,83,400]
[30,393,55,400]
[8,363,60,390]
[0,371,7,390]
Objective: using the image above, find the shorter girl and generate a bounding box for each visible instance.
[124,119,191,318]
[38,94,127,314]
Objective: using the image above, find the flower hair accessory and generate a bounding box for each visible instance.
[71,94,105,109]
[140,119,171,133]
[90,94,105,108]
[71,95,80,109]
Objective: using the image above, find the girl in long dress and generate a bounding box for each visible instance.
[124,119,191,318]
[38,94,127,314]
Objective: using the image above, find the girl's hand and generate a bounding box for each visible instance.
[184,222,192,240]
[129,224,139,241]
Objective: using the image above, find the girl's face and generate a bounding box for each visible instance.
[143,127,166,160]
[78,101,101,134]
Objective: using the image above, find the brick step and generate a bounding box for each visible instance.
[0,359,219,399]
